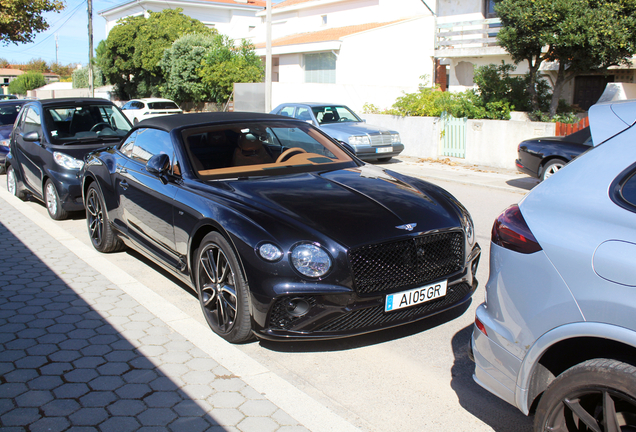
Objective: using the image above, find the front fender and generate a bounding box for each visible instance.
[516,322,636,414]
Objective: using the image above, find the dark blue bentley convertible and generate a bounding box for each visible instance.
[81,112,480,343]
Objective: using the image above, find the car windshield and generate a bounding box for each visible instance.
[312,106,362,125]
[183,121,356,179]
[148,101,180,110]
[0,103,23,126]
[44,104,132,144]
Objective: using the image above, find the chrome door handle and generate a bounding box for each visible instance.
[120,180,129,190]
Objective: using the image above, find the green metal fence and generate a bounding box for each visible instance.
[441,113,467,158]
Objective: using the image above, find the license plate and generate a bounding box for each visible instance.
[376,147,392,153]
[385,280,448,312]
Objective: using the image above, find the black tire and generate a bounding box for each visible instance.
[534,358,636,432]
[195,232,252,343]
[85,184,125,253]
[0,164,5,174]
[6,165,26,200]
[541,159,566,182]
[44,179,68,220]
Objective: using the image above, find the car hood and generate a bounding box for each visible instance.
[219,165,461,248]
[320,122,395,138]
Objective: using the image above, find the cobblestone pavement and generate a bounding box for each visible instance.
[0,192,357,432]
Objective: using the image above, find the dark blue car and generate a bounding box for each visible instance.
[6,98,132,220]
[0,99,29,174]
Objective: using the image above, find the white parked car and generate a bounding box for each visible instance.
[120,98,182,124]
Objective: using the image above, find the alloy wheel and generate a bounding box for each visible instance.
[45,182,58,216]
[86,189,104,247]
[7,167,16,195]
[544,163,564,180]
[542,387,636,432]
[198,243,238,334]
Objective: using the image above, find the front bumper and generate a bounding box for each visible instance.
[48,169,85,212]
[354,143,405,161]
[254,243,481,341]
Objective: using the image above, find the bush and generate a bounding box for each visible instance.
[8,72,46,95]
[72,66,105,88]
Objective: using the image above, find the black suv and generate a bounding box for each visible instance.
[6,98,132,219]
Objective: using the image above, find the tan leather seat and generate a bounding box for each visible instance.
[232,135,273,166]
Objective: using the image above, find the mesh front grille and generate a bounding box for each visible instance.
[369,131,393,147]
[349,231,464,295]
[316,282,472,332]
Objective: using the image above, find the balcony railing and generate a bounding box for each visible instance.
[435,18,502,50]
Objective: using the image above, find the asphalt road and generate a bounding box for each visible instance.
[1,162,536,432]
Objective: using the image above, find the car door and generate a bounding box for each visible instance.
[13,105,46,196]
[118,127,182,270]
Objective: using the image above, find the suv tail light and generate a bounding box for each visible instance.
[491,205,542,254]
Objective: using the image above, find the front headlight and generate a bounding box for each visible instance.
[258,243,283,262]
[348,135,370,146]
[463,212,475,246]
[290,243,332,278]
[53,152,84,170]
[391,133,400,143]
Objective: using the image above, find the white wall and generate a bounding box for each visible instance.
[338,17,434,88]
[271,82,418,113]
[361,114,556,169]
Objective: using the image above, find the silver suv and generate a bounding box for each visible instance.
[471,99,636,431]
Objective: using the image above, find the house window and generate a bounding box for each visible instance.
[485,0,496,18]
[304,52,336,83]
[321,15,327,25]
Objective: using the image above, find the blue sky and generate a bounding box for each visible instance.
[1,0,284,67]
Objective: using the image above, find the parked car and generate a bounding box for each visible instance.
[0,99,28,174]
[271,103,404,162]
[471,100,636,431]
[0,94,18,100]
[515,126,592,181]
[81,112,481,343]
[120,98,182,124]
[6,98,132,220]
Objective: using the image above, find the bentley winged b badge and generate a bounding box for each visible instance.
[396,223,417,231]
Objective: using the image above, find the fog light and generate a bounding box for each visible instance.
[286,298,311,317]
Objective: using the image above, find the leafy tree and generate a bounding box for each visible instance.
[72,66,105,88]
[50,62,75,79]
[473,62,551,112]
[1,0,65,45]
[0,58,9,68]
[20,58,49,73]
[199,37,264,103]
[8,71,46,94]
[97,9,211,99]
[495,0,636,116]
[159,32,218,104]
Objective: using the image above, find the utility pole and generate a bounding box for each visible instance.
[265,0,272,113]
[88,0,94,97]
[55,34,59,65]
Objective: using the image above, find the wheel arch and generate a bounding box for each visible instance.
[538,156,568,177]
[517,322,636,415]
[187,220,255,321]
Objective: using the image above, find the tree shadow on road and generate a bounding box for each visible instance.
[450,325,534,432]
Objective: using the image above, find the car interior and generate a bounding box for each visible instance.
[184,123,351,178]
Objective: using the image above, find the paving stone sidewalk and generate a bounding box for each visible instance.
[0,197,311,432]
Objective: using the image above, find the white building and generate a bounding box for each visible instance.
[98,0,266,42]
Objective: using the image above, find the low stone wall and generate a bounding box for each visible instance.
[361,114,556,170]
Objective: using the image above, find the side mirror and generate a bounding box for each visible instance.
[22,131,40,142]
[146,153,170,175]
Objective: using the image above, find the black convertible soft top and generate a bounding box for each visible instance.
[135,112,297,132]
